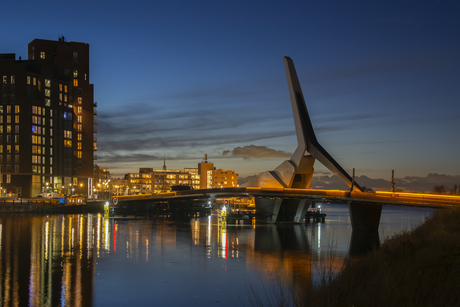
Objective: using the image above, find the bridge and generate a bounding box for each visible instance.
[111,57,460,231]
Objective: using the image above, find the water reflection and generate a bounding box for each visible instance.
[0,204,436,307]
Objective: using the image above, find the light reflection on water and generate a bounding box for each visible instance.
[0,204,436,306]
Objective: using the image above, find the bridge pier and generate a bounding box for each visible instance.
[348,201,382,232]
[255,198,310,224]
[255,198,282,223]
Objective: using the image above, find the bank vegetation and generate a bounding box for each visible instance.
[250,206,460,307]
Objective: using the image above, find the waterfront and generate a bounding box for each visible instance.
[0,203,436,306]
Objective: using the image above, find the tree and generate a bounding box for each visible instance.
[432,185,448,194]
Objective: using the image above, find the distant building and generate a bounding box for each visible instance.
[106,155,238,195]
[93,164,110,199]
[0,38,96,197]
[198,154,238,189]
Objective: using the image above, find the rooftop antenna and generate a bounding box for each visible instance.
[163,155,166,171]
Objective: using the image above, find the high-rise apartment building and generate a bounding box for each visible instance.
[0,38,96,197]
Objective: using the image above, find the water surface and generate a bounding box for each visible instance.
[0,203,436,306]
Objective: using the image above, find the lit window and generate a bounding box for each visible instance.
[6,125,11,133]
[45,79,51,87]
[11,76,15,84]
[45,89,50,97]
[64,130,72,139]
[33,77,36,86]
[15,126,19,134]
[78,151,82,159]
[78,133,82,141]
[6,116,10,123]
[59,84,62,92]
[78,97,82,104]
[77,106,82,114]
[64,85,67,93]
[14,105,19,113]
[77,142,82,150]
[73,70,78,78]
[6,106,11,113]
[45,99,50,107]
[27,76,30,84]
[64,140,72,148]
[73,79,78,86]
[50,119,53,126]
[40,52,45,59]
[15,145,19,153]
[6,175,10,183]
[59,93,62,101]
[2,76,6,84]
[64,94,67,102]
[15,115,19,123]
[78,124,82,132]
[77,116,82,123]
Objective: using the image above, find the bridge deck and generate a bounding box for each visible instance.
[112,187,460,208]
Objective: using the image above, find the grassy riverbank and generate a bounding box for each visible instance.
[252,207,460,307]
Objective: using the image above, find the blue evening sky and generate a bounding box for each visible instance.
[2,1,459,180]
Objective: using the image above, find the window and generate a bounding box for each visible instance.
[2,76,6,84]
[59,84,62,92]
[59,93,62,101]
[64,130,72,139]
[6,106,11,114]
[50,119,53,126]
[40,52,45,59]
[78,133,82,141]
[27,76,30,84]
[73,70,78,78]
[14,145,19,153]
[14,135,19,143]
[64,140,72,148]
[77,116,82,123]
[64,85,67,93]
[73,52,78,59]
[78,151,82,159]
[77,124,82,132]
[78,97,82,104]
[15,115,19,123]
[6,116,10,123]
[77,88,82,96]
[15,155,19,164]
[45,99,50,107]
[6,125,11,133]
[11,76,15,84]
[32,155,39,164]
[15,126,19,134]
[6,174,10,183]
[77,106,82,114]
[77,142,82,150]
[14,105,19,113]
[45,79,50,87]
[73,79,78,87]
[0,145,2,153]
[64,94,67,102]
[45,89,50,97]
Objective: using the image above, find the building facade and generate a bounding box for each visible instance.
[0,38,96,197]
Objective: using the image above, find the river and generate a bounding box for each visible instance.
[0,203,436,306]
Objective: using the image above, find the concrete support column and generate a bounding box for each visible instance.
[293,199,308,223]
[255,198,283,223]
[348,201,382,232]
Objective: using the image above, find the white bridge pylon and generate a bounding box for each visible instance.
[250,57,362,193]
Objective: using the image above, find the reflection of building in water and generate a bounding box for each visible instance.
[0,213,111,307]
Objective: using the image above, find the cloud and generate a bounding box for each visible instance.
[224,145,291,160]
